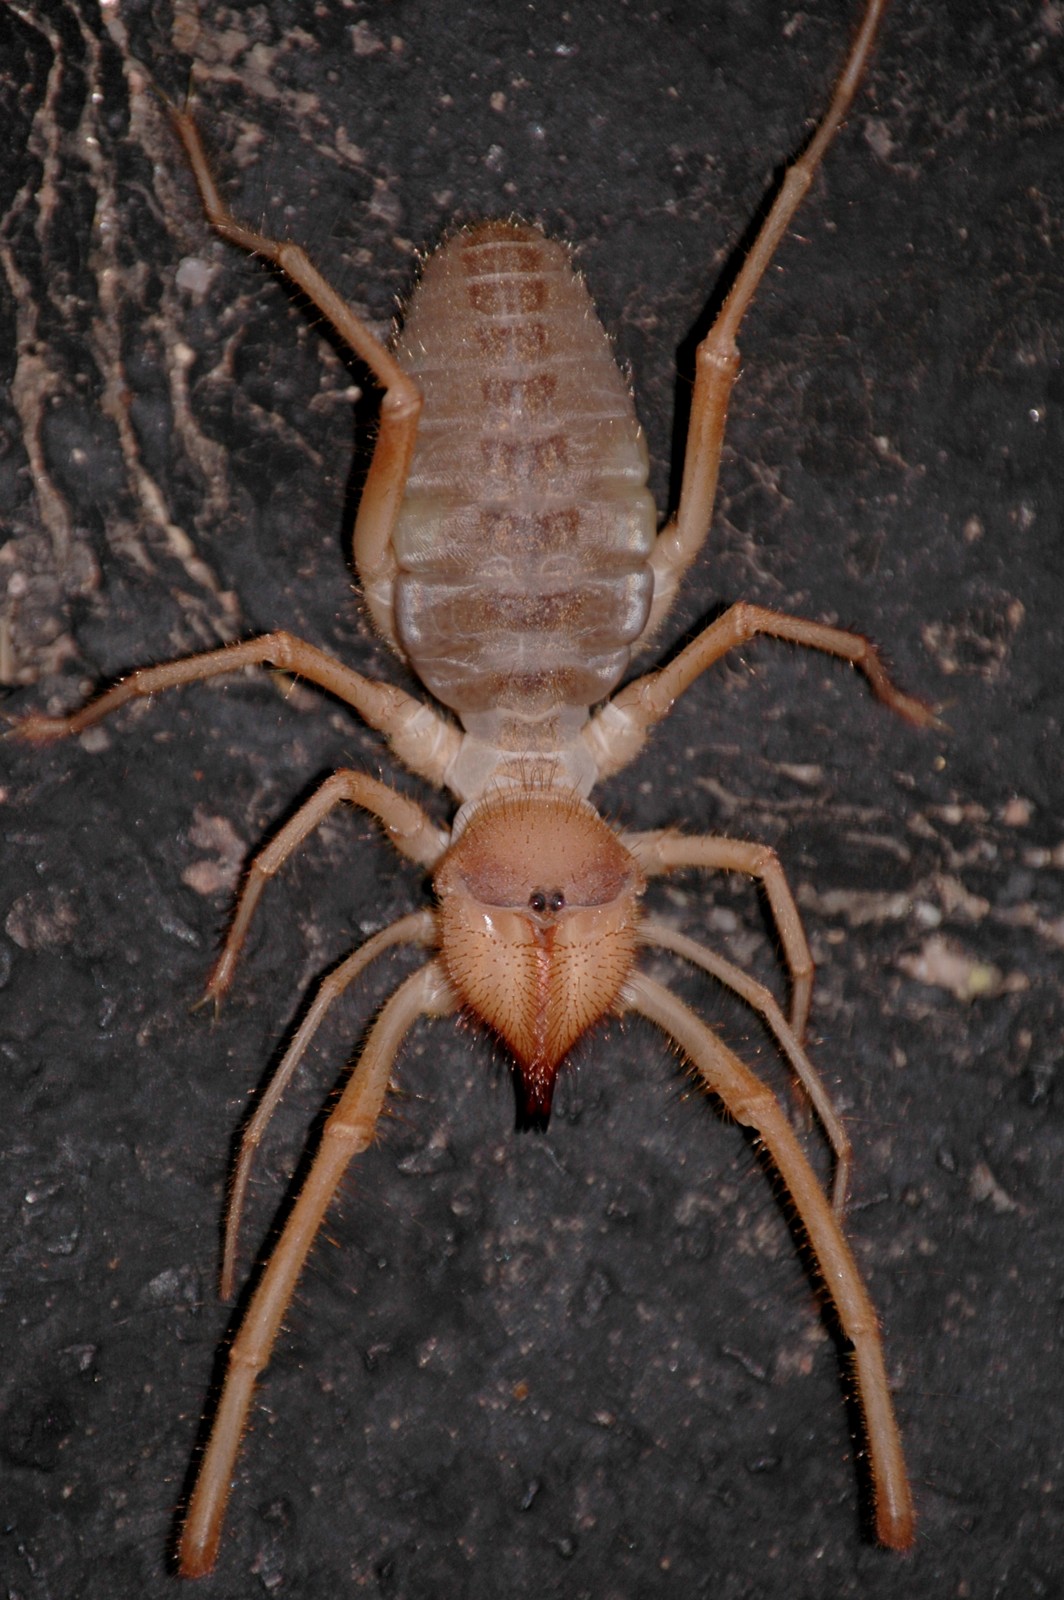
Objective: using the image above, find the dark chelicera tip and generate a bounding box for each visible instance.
[513,1058,560,1132]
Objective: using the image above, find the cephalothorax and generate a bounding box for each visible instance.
[17,0,930,1573]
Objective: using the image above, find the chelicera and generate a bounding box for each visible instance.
[16,0,931,1573]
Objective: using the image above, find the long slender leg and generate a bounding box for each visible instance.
[587,600,939,780]
[626,827,814,1042]
[171,110,417,647]
[179,959,457,1579]
[201,772,447,1008]
[626,969,914,1551]
[646,0,889,635]
[221,910,437,1299]
[640,916,850,1213]
[12,628,461,787]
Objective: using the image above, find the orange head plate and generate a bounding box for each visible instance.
[435,790,645,1125]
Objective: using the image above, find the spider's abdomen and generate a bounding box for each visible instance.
[391,222,656,752]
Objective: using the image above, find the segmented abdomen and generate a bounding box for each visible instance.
[392,222,656,750]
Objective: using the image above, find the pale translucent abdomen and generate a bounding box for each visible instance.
[391,222,656,751]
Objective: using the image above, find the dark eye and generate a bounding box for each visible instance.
[528,888,565,915]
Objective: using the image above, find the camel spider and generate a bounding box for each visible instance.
[15,0,932,1573]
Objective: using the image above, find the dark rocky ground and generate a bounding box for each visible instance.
[2,2,1061,1595]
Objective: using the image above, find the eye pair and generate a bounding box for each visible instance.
[528,888,565,914]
